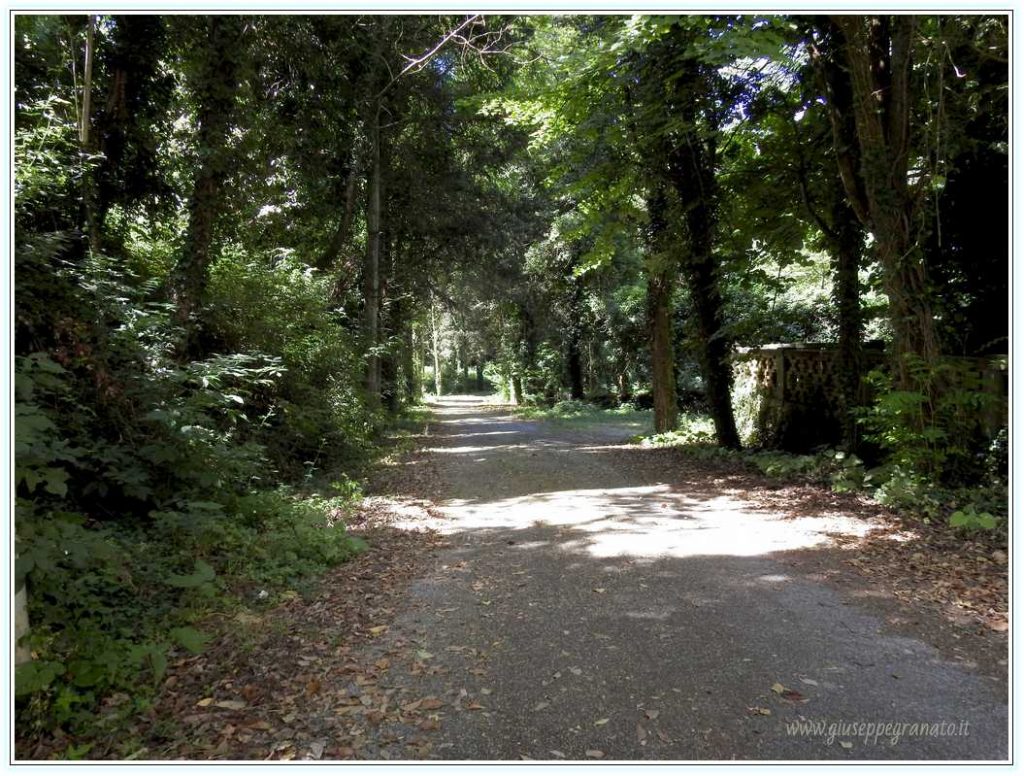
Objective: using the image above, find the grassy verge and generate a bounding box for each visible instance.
[512,399,654,434]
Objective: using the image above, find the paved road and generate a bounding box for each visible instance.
[371,396,1008,761]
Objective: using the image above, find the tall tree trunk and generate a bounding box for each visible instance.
[430,293,442,396]
[648,33,740,449]
[648,269,678,434]
[666,121,740,449]
[829,15,941,386]
[831,194,864,450]
[565,266,589,401]
[80,15,100,253]
[172,16,242,358]
[644,184,678,434]
[404,321,418,403]
[476,363,484,391]
[617,371,631,402]
[566,275,585,401]
[456,315,468,391]
[511,374,524,405]
[683,254,739,449]
[363,103,383,401]
[807,22,868,449]
[380,350,398,412]
[567,342,584,400]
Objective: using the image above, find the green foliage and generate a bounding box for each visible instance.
[204,247,380,476]
[13,202,372,738]
[515,400,653,433]
[12,11,1008,750]
[642,414,716,446]
[948,504,998,533]
[859,356,1001,485]
[16,482,365,735]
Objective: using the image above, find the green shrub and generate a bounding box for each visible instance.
[948,504,998,533]
[859,356,1000,486]
[14,236,372,738]
[642,414,716,446]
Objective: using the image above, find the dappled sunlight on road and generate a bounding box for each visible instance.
[383,395,891,562]
[436,483,881,559]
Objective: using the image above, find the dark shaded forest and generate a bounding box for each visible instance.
[13,14,1007,756]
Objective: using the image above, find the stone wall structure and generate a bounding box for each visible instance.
[734,343,1007,452]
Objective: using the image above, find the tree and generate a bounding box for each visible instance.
[171,15,247,357]
[820,16,940,386]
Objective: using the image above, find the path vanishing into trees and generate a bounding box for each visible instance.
[351,396,1007,760]
[117,395,1007,762]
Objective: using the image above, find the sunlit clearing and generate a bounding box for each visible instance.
[437,485,881,559]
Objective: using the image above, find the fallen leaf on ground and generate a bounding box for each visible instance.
[770,682,806,701]
[368,625,389,636]
[748,707,772,716]
[594,718,610,727]
[307,740,325,760]
[586,749,605,759]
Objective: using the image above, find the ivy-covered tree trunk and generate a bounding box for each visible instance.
[403,320,419,404]
[829,15,941,386]
[363,103,383,401]
[807,27,867,450]
[831,193,864,450]
[664,62,739,449]
[172,16,243,358]
[682,254,740,449]
[379,255,400,413]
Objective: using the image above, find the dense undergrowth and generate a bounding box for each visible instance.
[14,231,398,744]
